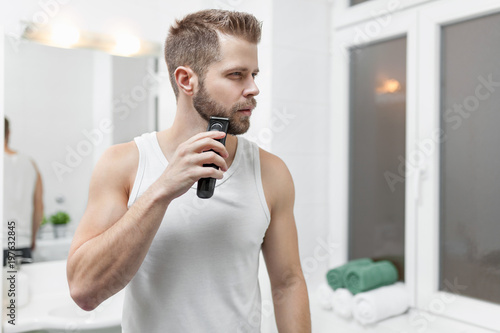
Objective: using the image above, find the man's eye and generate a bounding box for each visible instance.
[252,73,258,79]
[230,72,242,77]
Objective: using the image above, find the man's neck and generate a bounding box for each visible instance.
[156,105,238,167]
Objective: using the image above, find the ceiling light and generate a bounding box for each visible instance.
[51,24,80,47]
[113,34,141,56]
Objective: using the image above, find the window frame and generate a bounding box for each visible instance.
[331,0,500,329]
[332,0,434,29]
[329,8,419,307]
[416,0,500,330]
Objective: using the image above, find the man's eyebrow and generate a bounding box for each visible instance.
[223,67,260,73]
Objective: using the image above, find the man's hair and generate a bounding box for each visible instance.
[4,117,9,141]
[165,9,262,98]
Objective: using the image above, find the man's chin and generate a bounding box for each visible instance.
[227,119,250,135]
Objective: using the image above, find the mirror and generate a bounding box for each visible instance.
[3,37,160,263]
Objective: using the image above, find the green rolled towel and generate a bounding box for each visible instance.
[344,260,399,295]
[326,258,373,290]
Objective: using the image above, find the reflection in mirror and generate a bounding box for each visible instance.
[3,39,158,263]
[350,0,372,6]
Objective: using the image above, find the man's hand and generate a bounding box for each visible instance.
[157,130,229,200]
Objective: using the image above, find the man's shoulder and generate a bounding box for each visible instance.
[258,147,289,174]
[93,140,139,188]
[102,140,138,165]
[258,147,294,204]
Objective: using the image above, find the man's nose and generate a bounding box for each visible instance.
[243,77,260,97]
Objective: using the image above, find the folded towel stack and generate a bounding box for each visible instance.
[352,282,409,325]
[324,259,408,325]
[344,260,398,295]
[326,258,373,290]
[316,283,335,311]
[331,288,354,319]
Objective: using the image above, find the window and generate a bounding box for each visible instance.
[439,12,500,305]
[331,0,500,330]
[417,2,500,330]
[348,37,407,278]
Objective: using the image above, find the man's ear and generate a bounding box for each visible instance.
[174,66,198,96]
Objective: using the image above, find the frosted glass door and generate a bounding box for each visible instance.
[348,37,407,278]
[440,12,500,304]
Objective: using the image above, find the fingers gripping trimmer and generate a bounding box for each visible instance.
[196,116,229,199]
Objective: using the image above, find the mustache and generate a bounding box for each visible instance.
[234,98,257,111]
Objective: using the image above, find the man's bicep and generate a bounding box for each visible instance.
[68,144,136,258]
[33,168,43,214]
[260,150,303,287]
[262,208,303,288]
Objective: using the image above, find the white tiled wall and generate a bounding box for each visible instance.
[252,1,332,331]
[271,0,332,290]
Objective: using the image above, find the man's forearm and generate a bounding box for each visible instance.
[272,275,311,332]
[67,183,171,311]
[31,204,43,250]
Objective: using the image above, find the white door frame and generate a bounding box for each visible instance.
[416,0,500,330]
[332,0,434,29]
[329,8,419,306]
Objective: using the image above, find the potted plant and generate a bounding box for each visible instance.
[50,211,71,238]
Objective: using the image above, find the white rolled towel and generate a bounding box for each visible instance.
[332,288,354,319]
[352,282,409,325]
[316,283,335,311]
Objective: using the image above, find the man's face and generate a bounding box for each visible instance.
[193,34,260,135]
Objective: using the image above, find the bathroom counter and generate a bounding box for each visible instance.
[2,260,123,333]
[310,294,498,333]
[32,236,73,262]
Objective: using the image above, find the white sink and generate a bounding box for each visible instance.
[2,260,124,333]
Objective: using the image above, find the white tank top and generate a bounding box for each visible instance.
[122,132,270,333]
[3,153,37,249]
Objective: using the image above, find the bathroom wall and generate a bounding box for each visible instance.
[270,0,332,289]
[112,56,156,144]
[4,42,96,234]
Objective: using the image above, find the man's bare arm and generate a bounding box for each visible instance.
[31,163,43,251]
[67,131,229,311]
[260,150,311,332]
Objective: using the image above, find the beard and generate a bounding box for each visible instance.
[192,81,257,135]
